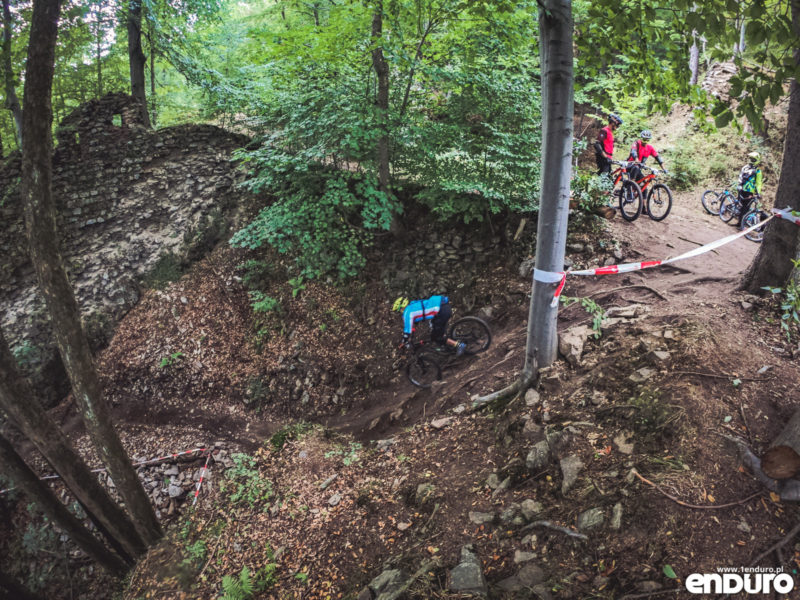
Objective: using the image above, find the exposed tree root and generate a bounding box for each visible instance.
[632,470,762,510]
[519,520,588,540]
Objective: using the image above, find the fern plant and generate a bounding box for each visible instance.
[220,566,254,600]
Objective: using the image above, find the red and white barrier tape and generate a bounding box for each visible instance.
[192,449,213,506]
[0,447,207,495]
[533,207,796,305]
[772,206,800,226]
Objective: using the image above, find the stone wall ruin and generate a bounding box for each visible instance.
[0,93,251,406]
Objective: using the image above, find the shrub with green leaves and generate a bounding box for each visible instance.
[571,171,613,213]
[215,2,542,280]
[223,453,273,508]
[763,258,800,342]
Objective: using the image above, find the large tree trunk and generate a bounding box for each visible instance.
[0,433,128,575]
[742,2,800,292]
[525,0,574,373]
[21,0,162,548]
[127,0,151,127]
[1,0,22,147]
[0,329,145,560]
[371,3,390,197]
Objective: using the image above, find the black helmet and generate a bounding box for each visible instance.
[609,113,623,126]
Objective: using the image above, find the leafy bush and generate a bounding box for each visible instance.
[248,291,280,314]
[223,453,273,508]
[763,258,800,342]
[571,171,613,213]
[217,3,542,280]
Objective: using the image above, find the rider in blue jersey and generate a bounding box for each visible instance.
[393,295,465,356]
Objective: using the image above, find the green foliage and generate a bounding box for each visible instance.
[215,1,542,279]
[560,295,604,338]
[269,423,315,450]
[763,258,800,342]
[324,442,362,466]
[630,388,683,436]
[12,341,43,369]
[238,260,276,291]
[183,540,208,567]
[571,171,613,213]
[223,453,273,507]
[159,351,185,368]
[248,291,280,314]
[21,515,61,592]
[143,253,185,290]
[220,566,255,600]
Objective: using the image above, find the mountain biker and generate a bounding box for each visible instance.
[626,129,667,183]
[594,113,623,176]
[734,152,763,226]
[393,296,466,356]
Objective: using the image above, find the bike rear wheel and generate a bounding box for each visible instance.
[618,180,643,222]
[406,353,442,388]
[741,209,769,242]
[719,194,737,223]
[701,190,722,214]
[646,184,672,221]
[448,316,491,355]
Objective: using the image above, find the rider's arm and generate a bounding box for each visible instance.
[755,170,763,195]
[629,143,639,161]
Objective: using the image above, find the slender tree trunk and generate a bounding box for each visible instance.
[399,18,435,117]
[689,31,699,85]
[148,24,156,126]
[1,0,22,146]
[21,0,162,548]
[127,0,151,127]
[0,433,128,575]
[95,10,103,97]
[742,1,800,292]
[0,570,43,600]
[371,3,391,198]
[525,0,574,373]
[0,329,144,560]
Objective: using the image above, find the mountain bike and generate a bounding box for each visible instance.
[701,186,736,215]
[719,193,767,242]
[740,206,770,243]
[609,160,644,222]
[404,316,492,388]
[719,192,759,224]
[629,163,673,221]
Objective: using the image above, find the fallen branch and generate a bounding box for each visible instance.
[677,235,719,255]
[595,404,641,414]
[749,521,800,567]
[672,370,771,382]
[584,284,668,301]
[632,470,762,510]
[519,520,588,540]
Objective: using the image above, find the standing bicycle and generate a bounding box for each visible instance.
[608,160,644,222]
[627,162,673,221]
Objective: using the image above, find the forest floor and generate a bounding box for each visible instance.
[28,183,798,600]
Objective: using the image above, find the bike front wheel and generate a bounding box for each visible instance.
[646,184,673,221]
[448,316,492,355]
[618,180,643,222]
[701,190,722,215]
[406,353,442,388]
[741,209,769,242]
[719,194,737,223]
